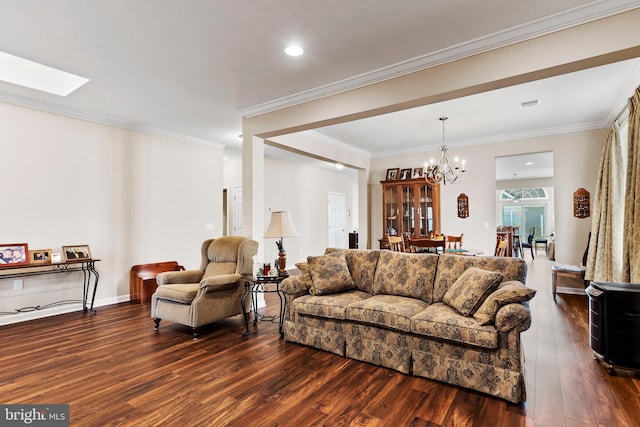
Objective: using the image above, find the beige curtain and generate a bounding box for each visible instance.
[586,123,624,282]
[623,87,640,282]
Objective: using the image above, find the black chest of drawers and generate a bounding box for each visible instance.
[586,282,640,373]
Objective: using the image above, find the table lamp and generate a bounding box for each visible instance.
[264,211,300,276]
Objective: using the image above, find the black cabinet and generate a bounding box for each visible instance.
[348,232,358,249]
[587,282,640,372]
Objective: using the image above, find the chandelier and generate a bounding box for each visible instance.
[425,117,466,185]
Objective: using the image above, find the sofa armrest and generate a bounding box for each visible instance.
[281,275,310,295]
[156,269,203,285]
[494,302,531,333]
[199,274,242,292]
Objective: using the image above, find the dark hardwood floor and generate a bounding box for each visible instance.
[1,253,639,426]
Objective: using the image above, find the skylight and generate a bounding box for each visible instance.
[0,51,89,96]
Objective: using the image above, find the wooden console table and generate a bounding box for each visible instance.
[130,261,184,304]
[0,259,100,315]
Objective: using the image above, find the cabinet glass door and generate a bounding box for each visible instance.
[418,184,433,236]
[402,185,414,236]
[385,186,399,236]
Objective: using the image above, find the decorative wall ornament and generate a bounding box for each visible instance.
[573,188,590,218]
[457,193,469,218]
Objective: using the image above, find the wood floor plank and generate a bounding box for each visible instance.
[1,254,640,426]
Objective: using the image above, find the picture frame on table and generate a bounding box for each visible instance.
[399,168,412,180]
[412,167,424,178]
[0,243,29,267]
[29,248,53,265]
[386,168,399,181]
[62,245,92,261]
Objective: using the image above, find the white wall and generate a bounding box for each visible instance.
[0,102,223,324]
[370,129,605,263]
[223,150,356,267]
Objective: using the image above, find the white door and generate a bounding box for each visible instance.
[233,186,243,236]
[328,192,347,248]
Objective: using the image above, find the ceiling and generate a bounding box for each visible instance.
[495,152,554,181]
[1,1,639,160]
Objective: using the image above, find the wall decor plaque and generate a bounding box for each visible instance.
[573,188,590,218]
[457,193,469,218]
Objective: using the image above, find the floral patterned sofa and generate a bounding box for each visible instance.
[281,249,536,403]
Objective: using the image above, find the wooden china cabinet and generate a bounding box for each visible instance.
[380,178,441,249]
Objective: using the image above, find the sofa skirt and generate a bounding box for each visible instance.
[344,323,412,374]
[412,348,525,403]
[283,318,345,356]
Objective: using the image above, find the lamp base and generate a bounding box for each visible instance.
[277,253,288,277]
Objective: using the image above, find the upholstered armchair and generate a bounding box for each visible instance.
[151,236,258,339]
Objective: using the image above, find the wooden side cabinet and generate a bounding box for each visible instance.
[130,261,184,304]
[380,178,440,248]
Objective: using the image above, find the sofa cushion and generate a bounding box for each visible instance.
[373,251,438,303]
[154,283,199,304]
[324,248,380,293]
[473,281,537,326]
[411,302,498,349]
[433,254,527,303]
[308,251,355,295]
[294,262,314,290]
[344,250,380,293]
[346,294,428,332]
[443,267,503,316]
[292,290,370,320]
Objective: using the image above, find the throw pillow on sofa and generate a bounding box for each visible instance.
[295,262,314,291]
[443,266,503,317]
[473,280,537,325]
[308,251,355,295]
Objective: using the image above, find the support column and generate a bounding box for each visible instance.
[242,132,265,261]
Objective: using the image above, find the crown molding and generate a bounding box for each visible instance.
[605,59,640,124]
[241,0,640,118]
[0,92,224,149]
[371,121,607,159]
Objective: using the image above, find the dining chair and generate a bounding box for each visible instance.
[494,235,508,257]
[387,235,406,252]
[520,227,536,259]
[445,234,463,250]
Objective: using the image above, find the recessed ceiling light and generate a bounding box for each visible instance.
[0,50,89,96]
[518,99,540,108]
[525,162,534,166]
[285,45,304,56]
[335,163,344,170]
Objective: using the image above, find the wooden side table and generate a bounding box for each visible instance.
[130,261,184,304]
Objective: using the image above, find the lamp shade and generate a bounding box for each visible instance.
[264,211,300,238]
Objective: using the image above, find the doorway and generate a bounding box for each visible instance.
[495,152,554,243]
[328,192,347,248]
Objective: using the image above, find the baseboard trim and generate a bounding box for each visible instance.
[0,295,131,326]
[555,286,587,296]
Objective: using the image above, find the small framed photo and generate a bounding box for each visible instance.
[29,249,53,265]
[51,253,62,263]
[62,245,92,261]
[386,168,399,181]
[412,167,424,178]
[399,168,412,180]
[0,243,29,268]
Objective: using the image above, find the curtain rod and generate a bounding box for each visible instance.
[613,104,629,125]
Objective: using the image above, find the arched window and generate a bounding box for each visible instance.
[500,188,547,201]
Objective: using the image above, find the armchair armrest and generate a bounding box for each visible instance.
[199,273,242,292]
[156,269,203,285]
[495,302,531,333]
